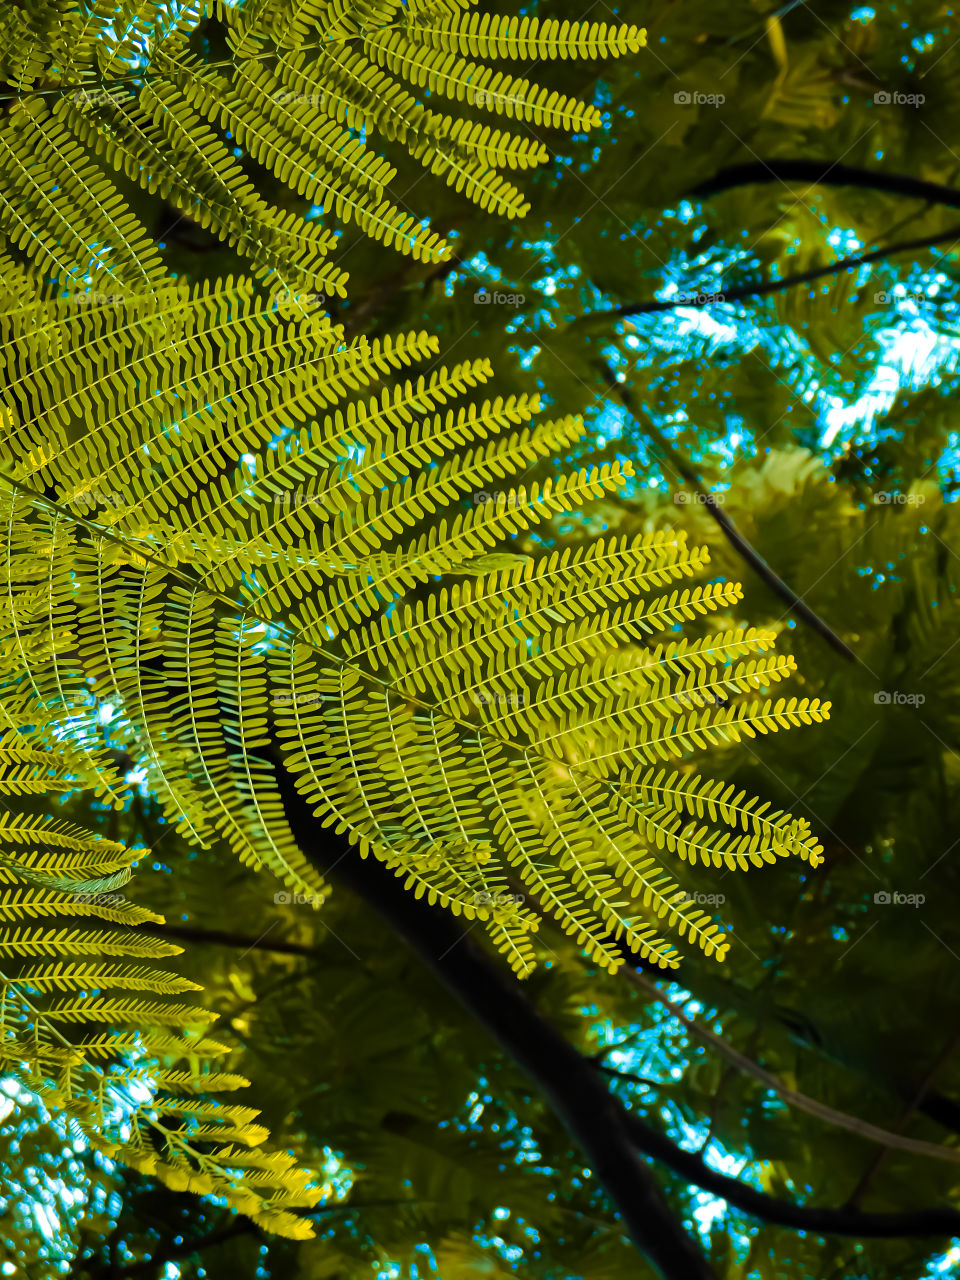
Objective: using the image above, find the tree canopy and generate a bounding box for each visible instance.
[3,2,960,1279]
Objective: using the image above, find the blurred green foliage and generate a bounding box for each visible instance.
[8,1,960,1278]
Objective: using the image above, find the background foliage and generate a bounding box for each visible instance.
[5,0,960,1277]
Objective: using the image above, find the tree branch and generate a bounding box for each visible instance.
[600,366,856,661]
[273,763,717,1280]
[160,906,957,1160]
[691,161,960,209]
[620,1108,960,1239]
[271,777,960,1249]
[647,944,960,1150]
[507,874,960,1166]
[106,1220,259,1279]
[620,969,960,1166]
[574,224,960,326]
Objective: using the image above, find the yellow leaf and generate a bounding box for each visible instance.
[766,15,788,72]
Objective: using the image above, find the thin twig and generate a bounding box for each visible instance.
[601,368,856,660]
[573,224,960,327]
[692,160,960,209]
[622,969,960,1165]
[844,1022,960,1206]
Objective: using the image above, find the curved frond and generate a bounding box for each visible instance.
[0,785,318,1237]
[0,270,829,976]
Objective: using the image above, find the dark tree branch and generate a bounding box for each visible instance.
[600,366,856,661]
[677,964,960,1145]
[103,1220,259,1279]
[575,225,960,325]
[274,765,960,1248]
[155,912,958,1160]
[678,955,960,1149]
[617,968,960,1165]
[691,161,960,209]
[596,1062,673,1090]
[620,1110,960,1239]
[273,763,717,1280]
[148,846,960,1157]
[917,1092,960,1137]
[573,901,960,1149]
[511,877,960,1163]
